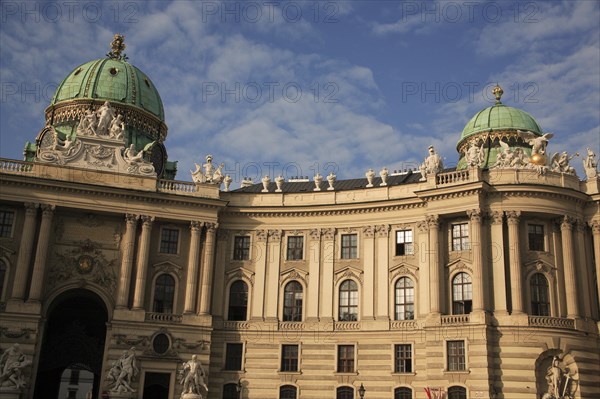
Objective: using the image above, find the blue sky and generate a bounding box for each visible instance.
[1,1,599,183]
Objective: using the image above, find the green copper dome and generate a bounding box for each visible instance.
[50,58,164,121]
[460,103,542,142]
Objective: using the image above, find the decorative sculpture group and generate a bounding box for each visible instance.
[106,347,139,395]
[0,344,31,390]
[191,155,225,185]
[540,356,577,399]
[419,145,444,181]
[179,355,208,399]
[77,101,124,139]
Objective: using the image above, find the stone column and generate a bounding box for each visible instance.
[116,214,138,309]
[132,215,154,310]
[199,223,218,315]
[375,224,390,320]
[27,204,55,302]
[251,230,268,319]
[506,211,524,314]
[427,215,441,314]
[184,221,202,314]
[416,221,430,317]
[560,216,579,318]
[11,203,38,301]
[575,220,592,318]
[307,229,322,321]
[467,209,485,312]
[590,221,600,314]
[264,229,282,320]
[362,226,375,320]
[489,211,507,314]
[320,228,335,321]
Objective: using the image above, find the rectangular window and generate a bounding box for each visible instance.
[394,344,412,373]
[224,343,243,371]
[233,236,251,261]
[0,210,15,238]
[281,344,299,372]
[159,228,179,254]
[341,234,358,259]
[395,230,413,256]
[452,223,469,251]
[287,236,304,261]
[337,345,355,373]
[447,340,466,371]
[528,224,545,251]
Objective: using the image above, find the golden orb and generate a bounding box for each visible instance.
[530,153,547,165]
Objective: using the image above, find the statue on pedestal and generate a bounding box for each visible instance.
[365,168,375,187]
[108,347,138,394]
[419,145,443,181]
[583,147,598,179]
[327,171,336,190]
[179,355,208,398]
[539,355,578,399]
[0,344,31,389]
[97,101,116,135]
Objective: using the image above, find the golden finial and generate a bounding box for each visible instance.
[492,83,503,104]
[107,34,127,61]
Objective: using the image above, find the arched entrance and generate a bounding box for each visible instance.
[34,289,108,399]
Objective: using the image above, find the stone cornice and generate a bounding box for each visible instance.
[0,173,225,215]
[487,186,589,205]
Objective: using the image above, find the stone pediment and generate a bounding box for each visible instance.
[280,268,308,286]
[334,266,363,286]
[152,261,182,278]
[524,259,556,276]
[446,258,473,275]
[226,267,255,286]
[389,263,419,282]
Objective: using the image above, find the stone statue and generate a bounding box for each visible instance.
[124,144,145,163]
[0,344,31,389]
[223,175,233,192]
[540,355,578,399]
[419,145,443,181]
[179,355,208,398]
[261,175,271,192]
[517,130,554,155]
[314,173,323,191]
[77,110,98,136]
[550,152,578,176]
[191,155,225,184]
[109,114,125,140]
[464,141,485,167]
[327,171,336,190]
[365,168,375,187]
[583,147,598,179]
[275,175,284,192]
[110,347,138,393]
[96,101,116,135]
[379,167,389,186]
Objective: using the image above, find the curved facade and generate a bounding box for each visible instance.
[1,45,599,399]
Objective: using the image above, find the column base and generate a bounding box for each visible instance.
[0,387,22,399]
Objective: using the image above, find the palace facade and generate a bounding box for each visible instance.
[0,37,599,399]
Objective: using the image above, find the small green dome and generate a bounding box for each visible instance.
[460,103,542,142]
[51,58,164,121]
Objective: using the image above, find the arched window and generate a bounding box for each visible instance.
[447,386,467,399]
[283,281,303,321]
[153,274,175,313]
[452,272,472,314]
[222,383,239,399]
[280,385,297,399]
[394,277,414,320]
[228,280,248,321]
[395,387,413,399]
[531,273,550,316]
[0,260,7,299]
[338,280,358,321]
[336,386,354,399]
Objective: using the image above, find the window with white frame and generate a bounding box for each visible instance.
[447,340,466,371]
[338,280,358,321]
[287,236,304,260]
[530,273,550,316]
[395,230,413,256]
[280,345,299,372]
[452,272,472,315]
[283,281,303,322]
[394,277,415,320]
[341,234,358,259]
[394,344,412,373]
[451,223,469,251]
[337,345,355,373]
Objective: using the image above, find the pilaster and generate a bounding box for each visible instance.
[362,225,375,320]
[251,230,268,320]
[184,221,202,314]
[489,211,507,315]
[560,216,579,318]
[426,215,441,315]
[132,215,154,310]
[27,204,55,303]
[10,202,38,301]
[375,224,390,320]
[320,228,335,322]
[506,211,524,314]
[590,221,600,316]
[116,214,138,309]
[264,229,282,320]
[199,222,218,315]
[307,228,322,321]
[467,209,485,313]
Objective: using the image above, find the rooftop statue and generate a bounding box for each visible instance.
[550,152,578,176]
[583,147,598,179]
[464,141,485,167]
[191,155,225,185]
[518,130,554,166]
[419,145,443,181]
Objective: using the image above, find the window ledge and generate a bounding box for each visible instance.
[391,372,416,376]
[278,371,302,375]
[334,372,358,376]
[443,369,471,375]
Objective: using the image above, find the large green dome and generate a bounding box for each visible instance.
[51,58,164,121]
[460,103,542,142]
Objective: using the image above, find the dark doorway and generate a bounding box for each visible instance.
[33,289,108,399]
[142,372,170,399]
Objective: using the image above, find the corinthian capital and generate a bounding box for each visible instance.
[560,216,575,231]
[467,209,481,223]
[589,220,600,234]
[426,215,440,229]
[506,210,521,225]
